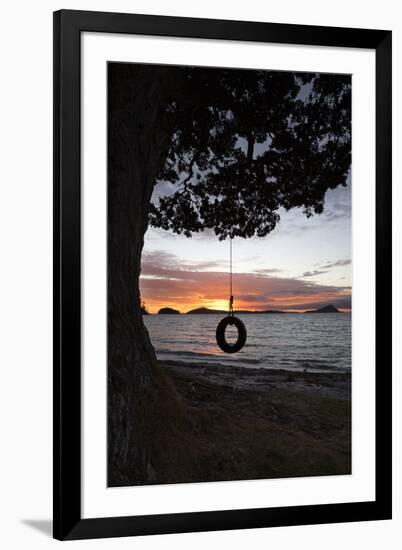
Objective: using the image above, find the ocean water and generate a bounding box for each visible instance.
[143,313,351,373]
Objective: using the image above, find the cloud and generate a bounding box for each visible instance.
[299,269,329,278]
[320,258,351,269]
[251,267,283,274]
[321,177,352,221]
[140,250,351,313]
[141,250,227,274]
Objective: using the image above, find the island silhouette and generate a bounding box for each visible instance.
[158,307,180,315]
[153,305,341,315]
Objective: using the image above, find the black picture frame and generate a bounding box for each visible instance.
[53,9,392,541]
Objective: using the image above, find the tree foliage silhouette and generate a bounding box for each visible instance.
[146,67,350,239]
[107,63,351,486]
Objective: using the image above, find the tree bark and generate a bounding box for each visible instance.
[107,65,173,485]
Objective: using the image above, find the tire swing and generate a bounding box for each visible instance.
[216,237,247,354]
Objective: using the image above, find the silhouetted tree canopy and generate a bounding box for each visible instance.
[143,66,351,240]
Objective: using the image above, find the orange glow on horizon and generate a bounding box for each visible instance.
[139,258,351,314]
[140,289,351,315]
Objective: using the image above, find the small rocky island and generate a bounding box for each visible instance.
[158,307,180,315]
[306,304,340,313]
[186,307,226,314]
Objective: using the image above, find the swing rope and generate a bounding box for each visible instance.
[229,235,234,317]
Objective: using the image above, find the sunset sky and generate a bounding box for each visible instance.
[139,174,352,314]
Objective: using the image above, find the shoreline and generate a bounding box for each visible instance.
[161,360,351,401]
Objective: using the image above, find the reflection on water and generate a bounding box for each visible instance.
[143,313,351,372]
[224,324,240,344]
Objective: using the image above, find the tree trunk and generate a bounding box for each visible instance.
[107,65,173,485]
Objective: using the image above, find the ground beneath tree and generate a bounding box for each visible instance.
[131,361,351,486]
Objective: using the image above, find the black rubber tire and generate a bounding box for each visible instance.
[216,316,247,354]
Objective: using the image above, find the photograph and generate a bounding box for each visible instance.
[107,62,352,487]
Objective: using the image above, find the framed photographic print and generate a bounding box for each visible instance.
[53,9,392,540]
